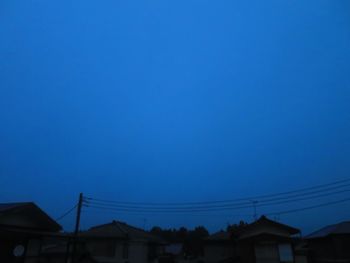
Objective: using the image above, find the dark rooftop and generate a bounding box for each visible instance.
[306,221,350,239]
[0,202,33,212]
[246,215,300,235]
[0,202,62,232]
[81,220,165,243]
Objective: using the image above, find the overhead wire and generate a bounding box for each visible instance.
[265,197,350,216]
[83,188,350,212]
[83,196,350,218]
[56,204,78,221]
[82,178,350,217]
[84,178,350,207]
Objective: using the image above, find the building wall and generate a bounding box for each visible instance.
[0,230,38,263]
[237,239,295,263]
[0,214,40,229]
[129,242,149,263]
[203,243,235,263]
[294,255,307,263]
[0,239,22,263]
[308,235,350,262]
[237,240,256,263]
[24,238,41,263]
[87,239,161,263]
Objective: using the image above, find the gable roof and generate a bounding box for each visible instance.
[0,202,61,232]
[244,216,300,235]
[233,216,300,240]
[206,216,299,242]
[0,203,30,212]
[82,220,165,243]
[306,221,350,239]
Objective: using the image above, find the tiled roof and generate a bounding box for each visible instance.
[0,202,61,232]
[0,202,32,212]
[82,220,165,243]
[206,216,299,242]
[306,221,350,239]
[244,216,300,235]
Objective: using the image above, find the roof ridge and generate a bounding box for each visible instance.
[0,202,61,232]
[115,220,153,235]
[323,220,350,229]
[0,202,33,207]
[256,215,300,233]
[113,221,128,235]
[306,220,350,238]
[336,220,350,225]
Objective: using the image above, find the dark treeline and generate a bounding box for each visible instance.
[150,226,209,243]
[226,220,248,235]
[150,221,248,257]
[150,226,209,257]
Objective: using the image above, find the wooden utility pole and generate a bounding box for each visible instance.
[71,193,83,263]
[74,193,83,236]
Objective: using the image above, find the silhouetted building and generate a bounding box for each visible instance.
[203,216,302,263]
[305,220,350,263]
[0,202,62,262]
[80,220,166,263]
[203,231,235,263]
[235,216,301,263]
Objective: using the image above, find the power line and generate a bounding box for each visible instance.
[83,196,350,218]
[81,209,252,217]
[83,188,350,213]
[265,197,350,216]
[84,178,350,206]
[81,179,350,223]
[56,204,78,221]
[84,186,350,211]
[86,187,350,209]
[250,184,350,203]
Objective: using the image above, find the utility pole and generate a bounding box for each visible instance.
[71,193,83,263]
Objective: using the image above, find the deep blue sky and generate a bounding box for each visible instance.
[1,0,350,234]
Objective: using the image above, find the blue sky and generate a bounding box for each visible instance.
[1,0,350,234]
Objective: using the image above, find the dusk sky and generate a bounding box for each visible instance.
[1,0,350,235]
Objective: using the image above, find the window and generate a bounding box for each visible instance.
[278,243,293,262]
